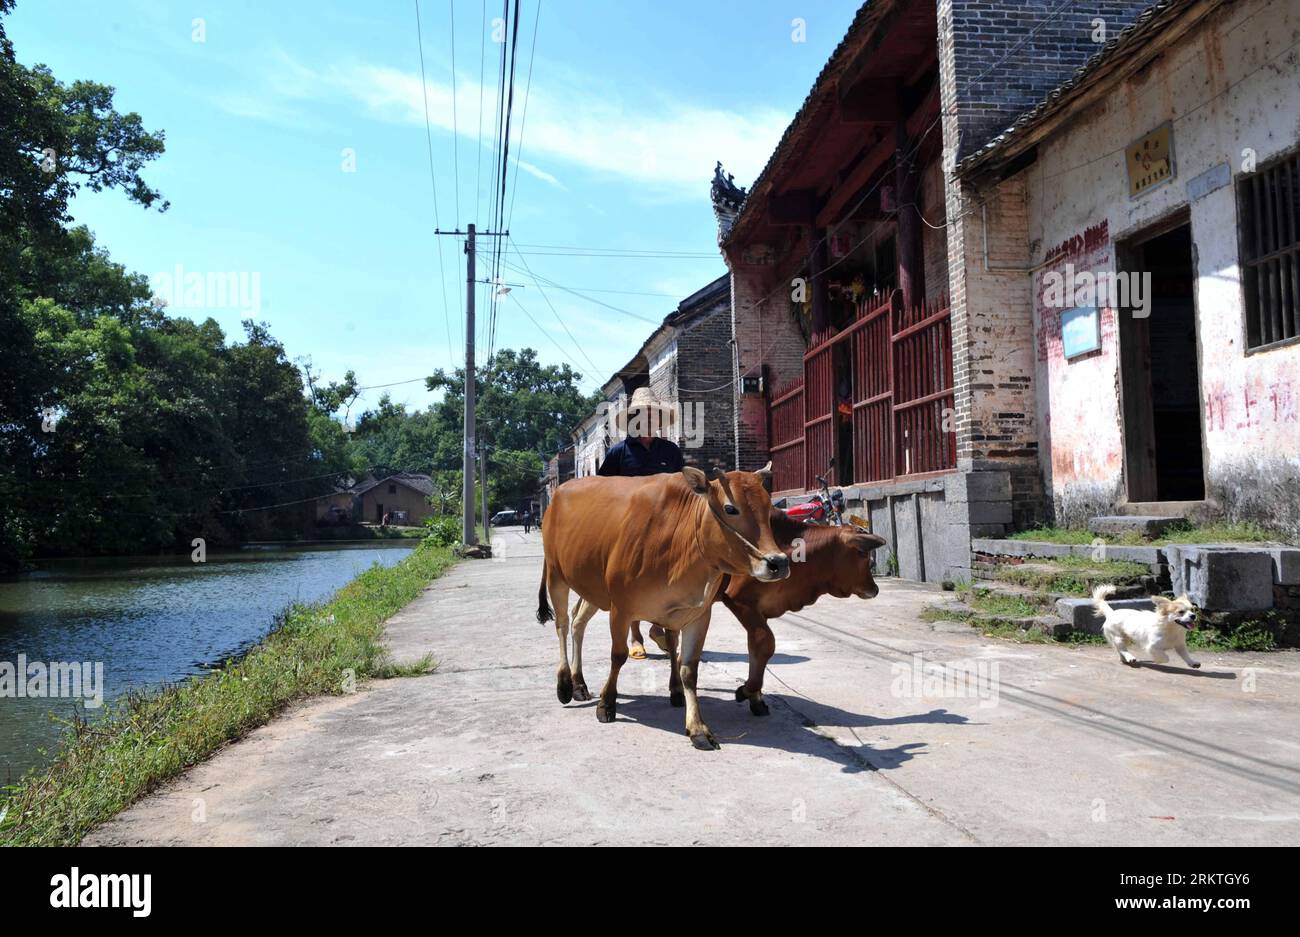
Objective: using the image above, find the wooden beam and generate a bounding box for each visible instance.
[839,79,901,123]
[815,134,895,228]
[767,189,820,226]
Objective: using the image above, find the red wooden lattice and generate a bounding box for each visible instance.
[768,291,954,492]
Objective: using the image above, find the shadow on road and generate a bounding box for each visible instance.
[593,688,973,773]
[1133,662,1237,679]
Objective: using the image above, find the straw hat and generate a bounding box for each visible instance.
[625,386,674,435]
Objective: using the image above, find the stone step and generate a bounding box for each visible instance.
[1118,500,1207,518]
[966,580,1058,607]
[1088,515,1187,537]
[972,538,1166,565]
[1055,595,1155,633]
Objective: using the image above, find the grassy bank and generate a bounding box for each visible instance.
[0,541,456,847]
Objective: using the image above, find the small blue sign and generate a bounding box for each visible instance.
[1061,306,1101,359]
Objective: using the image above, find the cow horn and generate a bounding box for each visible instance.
[710,467,738,503]
[755,461,772,477]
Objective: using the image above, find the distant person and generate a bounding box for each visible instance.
[522,509,532,533]
[595,387,683,660]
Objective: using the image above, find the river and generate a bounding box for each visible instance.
[0,542,416,783]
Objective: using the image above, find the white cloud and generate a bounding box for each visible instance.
[228,51,786,196]
[517,159,566,191]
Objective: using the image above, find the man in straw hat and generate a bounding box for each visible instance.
[596,385,684,659]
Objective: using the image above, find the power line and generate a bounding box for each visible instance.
[504,0,541,235]
[449,0,462,228]
[413,0,459,369]
[475,0,487,230]
[506,291,604,388]
[506,235,604,377]
[509,242,717,256]
[498,256,662,324]
[489,0,522,362]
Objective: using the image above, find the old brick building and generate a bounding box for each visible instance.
[716,0,1184,581]
[957,0,1300,539]
[569,275,735,474]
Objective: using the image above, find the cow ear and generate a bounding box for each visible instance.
[681,465,709,494]
[850,532,886,552]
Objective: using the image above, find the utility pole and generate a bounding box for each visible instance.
[463,223,477,545]
[479,444,490,544]
[433,224,508,548]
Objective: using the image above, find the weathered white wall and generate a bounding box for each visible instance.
[1019,0,1300,531]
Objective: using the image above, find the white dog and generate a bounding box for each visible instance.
[1092,584,1201,669]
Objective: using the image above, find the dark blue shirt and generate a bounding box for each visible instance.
[596,437,685,477]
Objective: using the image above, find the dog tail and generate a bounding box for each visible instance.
[537,569,553,625]
[1091,583,1117,618]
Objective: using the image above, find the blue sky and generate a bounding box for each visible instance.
[9,0,858,413]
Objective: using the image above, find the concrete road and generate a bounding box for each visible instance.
[87,528,1300,846]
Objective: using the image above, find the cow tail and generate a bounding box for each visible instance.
[537,569,554,624]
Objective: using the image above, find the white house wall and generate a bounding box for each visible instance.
[1021,0,1300,531]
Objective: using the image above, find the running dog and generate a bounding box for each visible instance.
[1092,584,1201,669]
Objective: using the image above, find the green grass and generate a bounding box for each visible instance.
[992,555,1150,595]
[920,599,1094,645]
[0,541,457,847]
[1188,614,1281,652]
[964,588,1042,618]
[1006,521,1290,546]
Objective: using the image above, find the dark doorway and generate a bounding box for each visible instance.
[832,340,854,485]
[1117,220,1205,502]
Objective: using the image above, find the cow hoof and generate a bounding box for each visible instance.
[749,698,770,717]
[690,731,720,751]
[557,673,573,705]
[669,690,685,708]
[733,685,749,702]
[596,700,616,723]
[572,682,591,701]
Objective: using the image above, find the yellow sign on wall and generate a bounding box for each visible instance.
[1127,124,1175,197]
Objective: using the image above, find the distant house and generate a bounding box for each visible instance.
[538,446,575,518]
[354,472,435,524]
[315,472,436,525]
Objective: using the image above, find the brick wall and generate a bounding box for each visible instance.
[730,259,807,470]
[674,298,736,470]
[939,2,1046,529]
[943,0,1159,161]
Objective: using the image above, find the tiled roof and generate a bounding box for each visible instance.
[352,472,434,497]
[722,1,881,246]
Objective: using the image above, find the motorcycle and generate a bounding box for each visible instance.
[774,460,846,526]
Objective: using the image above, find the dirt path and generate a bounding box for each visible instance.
[86,529,1300,846]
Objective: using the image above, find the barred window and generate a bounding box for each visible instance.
[1239,150,1300,349]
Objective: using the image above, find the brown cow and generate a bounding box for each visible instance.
[538,466,789,750]
[724,510,885,716]
[569,509,885,719]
